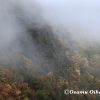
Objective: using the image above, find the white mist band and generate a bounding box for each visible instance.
[64,89,100,95]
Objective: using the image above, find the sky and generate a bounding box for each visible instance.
[37,0,100,41]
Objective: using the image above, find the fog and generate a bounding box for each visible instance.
[37,0,100,42]
[0,0,100,68]
[0,0,66,73]
[0,0,45,65]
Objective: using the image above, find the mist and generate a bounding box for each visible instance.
[0,0,100,70]
[37,0,100,43]
[0,0,67,75]
[0,0,46,66]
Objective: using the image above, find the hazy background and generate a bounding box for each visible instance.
[0,0,44,64]
[0,0,100,66]
[37,0,100,42]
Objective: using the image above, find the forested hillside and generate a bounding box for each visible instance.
[0,0,100,100]
[0,25,100,100]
